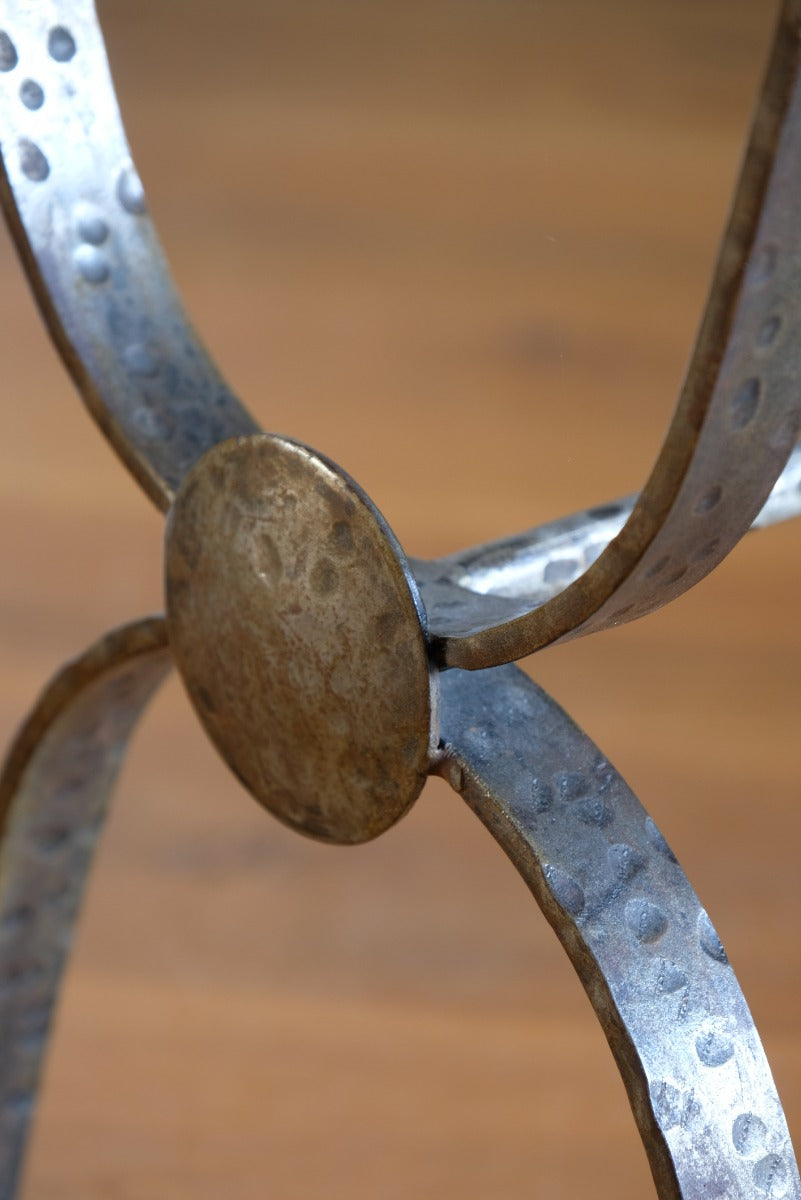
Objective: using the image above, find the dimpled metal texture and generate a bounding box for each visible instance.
[165,435,435,844]
[437,665,801,1200]
[1,1,801,1197]
[0,0,257,512]
[1,1,801,639]
[426,0,801,668]
[412,442,801,634]
[1,0,800,639]
[0,620,171,1198]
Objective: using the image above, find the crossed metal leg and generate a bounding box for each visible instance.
[1,2,800,1196]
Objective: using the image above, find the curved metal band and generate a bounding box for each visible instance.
[0,2,257,512]
[414,441,801,624]
[1,1,801,669]
[1,9,799,1198]
[434,0,801,667]
[437,664,801,1199]
[4,639,797,1200]
[0,619,171,1197]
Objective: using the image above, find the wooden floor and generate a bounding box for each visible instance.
[1,1,800,1196]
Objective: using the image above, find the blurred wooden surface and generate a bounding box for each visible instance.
[1,1,800,1196]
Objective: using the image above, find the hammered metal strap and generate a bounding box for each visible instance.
[438,664,801,1200]
[435,0,801,667]
[414,441,801,624]
[1,1,800,665]
[0,619,171,1197]
[1,6,800,1197]
[0,2,257,512]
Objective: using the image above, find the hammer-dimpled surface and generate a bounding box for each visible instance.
[166,435,434,844]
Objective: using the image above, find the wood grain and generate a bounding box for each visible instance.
[1,1,799,1196]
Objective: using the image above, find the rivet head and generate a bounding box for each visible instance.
[165,434,435,844]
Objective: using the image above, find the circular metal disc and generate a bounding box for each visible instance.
[165,434,435,844]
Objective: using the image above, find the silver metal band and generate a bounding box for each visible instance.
[0,1,257,511]
[438,665,801,1200]
[1,1,800,662]
[0,619,171,1196]
[0,2,799,1196]
[431,0,801,667]
[2,634,797,1198]
[414,441,801,633]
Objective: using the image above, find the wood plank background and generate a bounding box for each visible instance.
[1,1,800,1196]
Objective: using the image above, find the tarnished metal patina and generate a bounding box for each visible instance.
[166,434,435,844]
[1,1,801,1197]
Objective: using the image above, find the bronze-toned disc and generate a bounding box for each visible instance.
[165,434,436,844]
